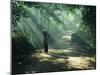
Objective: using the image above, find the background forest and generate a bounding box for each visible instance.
[12,1,96,74]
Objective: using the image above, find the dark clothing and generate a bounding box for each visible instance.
[43,38,48,53]
[43,31,48,53]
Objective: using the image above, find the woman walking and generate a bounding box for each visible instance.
[43,30,48,54]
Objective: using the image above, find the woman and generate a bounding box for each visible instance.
[43,30,48,54]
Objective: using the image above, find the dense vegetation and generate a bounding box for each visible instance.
[12,1,96,74]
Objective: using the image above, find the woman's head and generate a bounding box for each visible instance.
[43,30,47,38]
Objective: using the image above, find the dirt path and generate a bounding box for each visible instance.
[26,49,96,73]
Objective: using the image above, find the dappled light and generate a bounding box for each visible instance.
[29,49,95,73]
[12,1,96,74]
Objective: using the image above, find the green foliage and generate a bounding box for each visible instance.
[12,1,29,27]
[12,35,35,56]
[12,1,96,74]
[12,35,35,70]
[12,1,96,56]
[80,6,96,48]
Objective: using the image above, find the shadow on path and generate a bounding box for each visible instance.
[12,49,96,74]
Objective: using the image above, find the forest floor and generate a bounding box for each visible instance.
[23,48,96,74]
